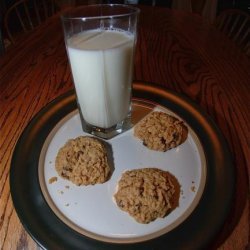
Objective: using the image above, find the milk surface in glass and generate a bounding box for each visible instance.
[67,29,134,129]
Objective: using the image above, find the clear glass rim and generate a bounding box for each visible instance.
[61,4,140,21]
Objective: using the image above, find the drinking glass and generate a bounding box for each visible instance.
[61,4,140,139]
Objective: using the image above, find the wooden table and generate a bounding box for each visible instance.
[0,5,249,250]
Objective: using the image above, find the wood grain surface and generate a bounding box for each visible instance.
[0,5,249,250]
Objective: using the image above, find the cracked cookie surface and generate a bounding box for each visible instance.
[114,168,180,224]
[134,111,188,151]
[55,136,110,186]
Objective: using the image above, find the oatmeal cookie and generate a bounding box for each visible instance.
[114,168,180,224]
[55,136,110,186]
[134,111,188,151]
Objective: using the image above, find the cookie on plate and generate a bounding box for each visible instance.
[55,136,110,186]
[114,168,180,224]
[134,111,188,151]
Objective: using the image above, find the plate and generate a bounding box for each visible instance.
[10,82,235,249]
[39,102,206,243]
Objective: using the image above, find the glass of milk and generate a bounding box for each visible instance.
[61,5,140,139]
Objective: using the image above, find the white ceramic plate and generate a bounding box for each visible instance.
[39,101,206,243]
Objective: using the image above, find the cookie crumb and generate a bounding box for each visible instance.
[49,176,58,184]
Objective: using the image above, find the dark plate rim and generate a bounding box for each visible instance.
[10,81,235,250]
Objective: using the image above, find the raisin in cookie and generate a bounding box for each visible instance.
[55,136,110,186]
[134,111,188,151]
[114,168,180,224]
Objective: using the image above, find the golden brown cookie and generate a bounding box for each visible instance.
[55,136,110,186]
[134,111,188,151]
[114,168,180,224]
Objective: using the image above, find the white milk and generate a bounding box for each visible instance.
[67,30,134,128]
